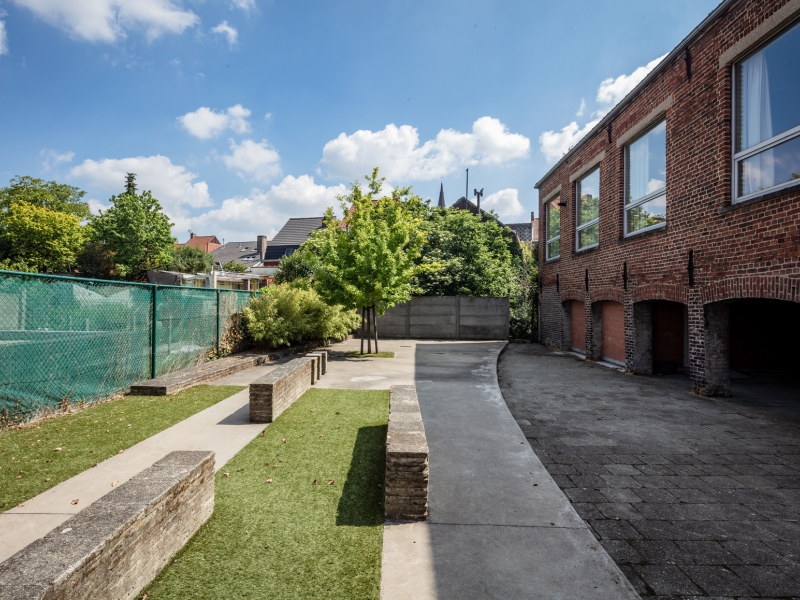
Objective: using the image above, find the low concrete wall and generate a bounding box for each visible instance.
[306,350,327,377]
[385,385,429,521]
[249,355,321,423]
[0,451,214,600]
[374,296,509,340]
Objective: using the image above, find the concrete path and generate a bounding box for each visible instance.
[0,360,284,563]
[381,341,640,600]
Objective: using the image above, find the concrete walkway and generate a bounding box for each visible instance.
[381,341,640,599]
[0,361,284,563]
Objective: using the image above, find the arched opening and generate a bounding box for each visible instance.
[652,301,688,374]
[570,300,585,354]
[729,299,800,375]
[599,301,625,365]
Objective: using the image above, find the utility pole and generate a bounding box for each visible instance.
[465,169,469,201]
[474,188,484,213]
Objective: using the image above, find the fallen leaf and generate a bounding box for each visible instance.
[223,472,230,477]
[142,594,149,600]
[236,468,244,472]
[282,438,286,444]
[45,478,51,482]
[54,447,62,451]
[336,426,340,429]
[105,430,110,433]
[16,475,22,479]
[112,481,119,487]
[17,503,24,507]
[266,478,273,483]
[320,434,324,438]
[590,546,598,551]
[71,499,79,505]
[327,479,335,485]
[613,517,620,521]
[92,463,98,468]
[259,430,265,438]
[533,483,538,486]
[312,479,317,485]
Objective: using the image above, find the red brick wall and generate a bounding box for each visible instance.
[601,301,625,363]
[652,301,685,372]
[570,301,585,351]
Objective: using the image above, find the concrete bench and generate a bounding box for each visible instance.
[130,341,319,395]
[385,385,429,521]
[249,355,323,423]
[0,451,214,600]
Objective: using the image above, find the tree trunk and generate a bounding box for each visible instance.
[360,307,365,354]
[367,307,372,354]
[373,305,379,353]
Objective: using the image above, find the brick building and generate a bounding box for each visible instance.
[535,0,800,396]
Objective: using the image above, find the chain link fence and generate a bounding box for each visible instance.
[0,271,254,422]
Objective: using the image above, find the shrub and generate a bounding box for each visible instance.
[242,283,359,349]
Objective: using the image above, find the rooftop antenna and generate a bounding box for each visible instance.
[474,188,484,213]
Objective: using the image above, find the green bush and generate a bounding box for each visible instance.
[242,283,359,349]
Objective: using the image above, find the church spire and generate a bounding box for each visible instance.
[438,182,445,208]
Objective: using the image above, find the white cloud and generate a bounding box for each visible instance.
[223,139,281,183]
[264,112,272,121]
[320,116,530,182]
[229,0,256,13]
[538,54,667,163]
[178,104,251,139]
[70,155,212,233]
[211,20,237,46]
[40,149,75,171]
[11,0,199,43]
[189,175,345,242]
[597,54,667,106]
[539,118,601,163]
[482,188,525,221]
[0,19,8,55]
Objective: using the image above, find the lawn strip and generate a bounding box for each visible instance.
[142,388,389,600]
[345,351,395,358]
[0,385,245,511]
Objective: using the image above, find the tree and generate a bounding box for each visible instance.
[89,173,175,280]
[2,202,85,272]
[274,246,319,284]
[0,176,90,220]
[222,260,247,273]
[312,168,424,353]
[170,245,213,274]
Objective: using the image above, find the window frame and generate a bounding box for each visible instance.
[545,196,561,261]
[732,20,800,204]
[623,119,667,237]
[575,167,600,252]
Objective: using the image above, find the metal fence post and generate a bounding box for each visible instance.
[216,288,221,356]
[151,285,158,379]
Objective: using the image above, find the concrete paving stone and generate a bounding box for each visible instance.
[730,565,798,596]
[632,520,696,541]
[778,563,800,581]
[712,520,780,541]
[670,464,711,476]
[609,455,643,464]
[680,565,757,596]
[730,464,770,476]
[618,564,650,596]
[754,519,800,541]
[730,475,779,488]
[672,503,766,522]
[549,474,573,488]
[765,475,800,488]
[606,464,644,476]
[759,464,800,476]
[572,503,606,520]
[700,464,741,477]
[748,502,800,521]
[570,474,608,488]
[636,503,682,521]
[633,564,703,595]
[603,540,645,564]
[700,476,749,488]
[675,541,742,565]
[597,503,645,521]
[637,464,678,476]
[602,474,644,488]
[564,488,607,503]
[633,475,681,489]
[630,540,685,564]
[635,488,681,503]
[723,541,798,565]
[601,488,644,503]
[669,488,719,504]
[576,464,614,476]
[589,519,644,540]
[544,463,579,475]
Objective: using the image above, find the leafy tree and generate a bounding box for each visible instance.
[0,176,90,220]
[2,202,85,272]
[508,243,539,339]
[312,168,424,352]
[222,260,248,273]
[274,246,319,284]
[76,241,118,279]
[88,173,174,280]
[170,245,213,274]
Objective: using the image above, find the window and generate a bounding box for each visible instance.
[545,197,561,260]
[625,120,666,235]
[734,20,800,201]
[576,168,600,250]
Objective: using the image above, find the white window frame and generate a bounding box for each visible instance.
[623,119,667,237]
[732,21,800,204]
[545,197,561,261]
[575,167,600,251]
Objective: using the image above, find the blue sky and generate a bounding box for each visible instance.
[0,0,719,242]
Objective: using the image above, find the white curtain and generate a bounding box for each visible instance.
[741,49,774,195]
[628,135,649,202]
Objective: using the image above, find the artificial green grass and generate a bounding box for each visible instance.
[142,388,389,600]
[345,351,395,359]
[0,385,244,511]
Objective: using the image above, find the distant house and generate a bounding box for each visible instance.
[211,236,269,270]
[505,212,539,244]
[181,233,222,253]
[260,217,325,270]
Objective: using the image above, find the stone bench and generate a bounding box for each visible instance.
[130,341,319,395]
[249,354,324,423]
[305,350,327,378]
[0,451,214,600]
[385,385,429,521]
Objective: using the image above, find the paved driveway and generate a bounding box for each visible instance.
[499,343,800,599]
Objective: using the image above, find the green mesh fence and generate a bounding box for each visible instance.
[0,271,254,421]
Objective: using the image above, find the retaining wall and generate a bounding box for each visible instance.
[249,352,326,423]
[0,451,214,600]
[385,385,429,521]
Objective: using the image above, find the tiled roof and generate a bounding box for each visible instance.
[263,217,324,261]
[211,241,261,267]
[182,235,222,253]
[506,222,532,242]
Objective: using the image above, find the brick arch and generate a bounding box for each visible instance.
[560,289,586,304]
[589,287,625,305]
[631,283,687,305]
[701,275,800,305]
